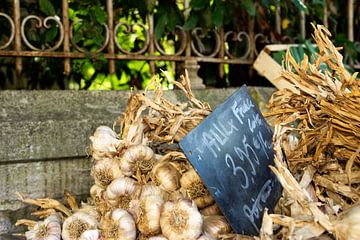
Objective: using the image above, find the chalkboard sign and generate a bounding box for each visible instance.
[179,85,282,236]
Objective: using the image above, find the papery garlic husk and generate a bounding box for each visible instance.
[203,215,231,238]
[102,209,136,240]
[180,169,214,208]
[79,229,101,240]
[138,194,164,236]
[160,199,203,240]
[62,212,98,240]
[200,204,221,216]
[120,144,156,176]
[76,203,100,222]
[334,205,360,240]
[106,176,141,209]
[25,214,62,240]
[90,184,109,216]
[91,158,123,187]
[90,126,121,160]
[151,161,181,192]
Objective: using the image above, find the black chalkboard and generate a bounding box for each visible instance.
[179,85,282,236]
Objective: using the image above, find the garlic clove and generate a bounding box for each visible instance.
[160,199,203,240]
[102,209,136,240]
[197,234,216,240]
[91,158,123,187]
[203,215,231,239]
[138,194,164,236]
[334,205,360,240]
[90,126,121,160]
[148,235,168,240]
[120,144,156,176]
[106,176,141,209]
[79,229,101,240]
[141,184,168,200]
[25,214,62,240]
[180,169,214,208]
[62,212,98,240]
[200,204,221,216]
[151,162,181,192]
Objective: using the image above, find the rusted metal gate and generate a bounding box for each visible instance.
[0,0,357,88]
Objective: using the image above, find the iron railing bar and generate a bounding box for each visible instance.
[0,51,252,64]
[13,0,22,78]
[107,0,115,74]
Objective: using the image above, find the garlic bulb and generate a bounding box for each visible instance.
[200,204,221,216]
[120,144,155,176]
[151,162,181,192]
[203,215,231,238]
[160,199,203,240]
[62,212,98,240]
[25,214,62,240]
[138,194,164,236]
[335,205,360,240]
[91,158,123,187]
[106,176,141,209]
[76,203,100,222]
[180,169,214,208]
[79,229,101,240]
[102,209,136,240]
[90,184,105,201]
[90,126,121,160]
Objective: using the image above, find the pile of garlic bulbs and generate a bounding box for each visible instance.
[16,74,233,240]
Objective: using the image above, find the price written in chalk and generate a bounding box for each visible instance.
[180,85,282,236]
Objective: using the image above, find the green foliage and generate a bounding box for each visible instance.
[39,0,56,16]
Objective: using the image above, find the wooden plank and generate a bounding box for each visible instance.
[0,157,92,211]
[253,50,300,94]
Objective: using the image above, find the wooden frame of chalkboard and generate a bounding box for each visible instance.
[180,85,282,236]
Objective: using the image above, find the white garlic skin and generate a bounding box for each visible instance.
[203,215,231,238]
[160,199,203,240]
[197,234,216,240]
[78,229,101,240]
[25,214,62,240]
[62,212,98,240]
[91,158,123,187]
[106,176,140,206]
[141,184,168,200]
[151,161,181,192]
[111,209,137,240]
[90,126,120,160]
[138,194,164,236]
[335,205,360,240]
[120,144,155,176]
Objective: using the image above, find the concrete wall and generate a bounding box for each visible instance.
[0,87,274,235]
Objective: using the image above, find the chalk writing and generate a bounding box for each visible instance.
[232,98,255,125]
[225,153,249,189]
[243,179,274,232]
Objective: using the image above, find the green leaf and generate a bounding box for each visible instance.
[39,0,56,16]
[45,25,58,42]
[291,0,309,14]
[190,0,208,10]
[241,0,256,16]
[155,14,167,39]
[184,14,198,30]
[94,6,107,24]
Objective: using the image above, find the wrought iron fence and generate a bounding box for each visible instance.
[0,0,357,88]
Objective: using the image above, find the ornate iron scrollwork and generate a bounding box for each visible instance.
[69,20,109,53]
[191,28,220,58]
[114,22,149,55]
[21,15,64,51]
[0,13,15,50]
[224,31,251,59]
[154,25,187,56]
